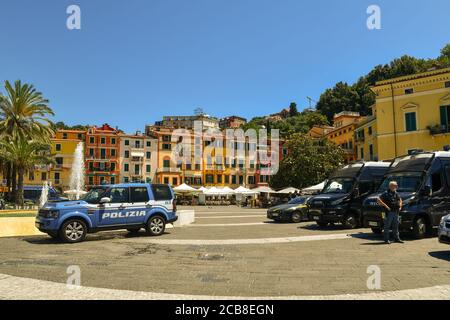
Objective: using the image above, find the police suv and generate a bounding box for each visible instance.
[363,151,450,239]
[35,183,178,243]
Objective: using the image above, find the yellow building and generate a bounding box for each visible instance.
[23,130,85,191]
[354,106,378,161]
[372,67,450,160]
[326,111,363,163]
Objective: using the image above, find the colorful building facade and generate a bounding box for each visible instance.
[85,124,121,187]
[119,132,158,184]
[325,111,363,163]
[371,67,450,160]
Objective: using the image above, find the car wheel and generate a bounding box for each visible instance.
[343,213,359,229]
[412,217,428,239]
[146,215,166,236]
[371,227,382,234]
[316,221,328,227]
[291,212,302,223]
[59,219,87,243]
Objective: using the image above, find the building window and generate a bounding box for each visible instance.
[110,177,115,185]
[225,175,229,184]
[111,149,116,157]
[146,165,151,173]
[445,81,450,88]
[206,174,214,184]
[360,148,364,160]
[101,137,106,144]
[123,177,129,183]
[146,141,151,147]
[55,144,61,152]
[135,164,140,175]
[41,172,47,181]
[164,177,169,184]
[368,126,373,135]
[89,137,95,144]
[62,133,68,139]
[111,138,116,145]
[217,175,222,183]
[405,88,414,95]
[124,164,129,172]
[77,133,83,140]
[124,150,130,158]
[125,140,129,146]
[248,176,255,184]
[405,112,417,132]
[29,172,34,181]
[100,149,106,159]
[163,159,170,168]
[146,152,151,159]
[440,105,450,132]
[232,175,237,184]
[89,176,94,186]
[110,163,116,171]
[162,143,171,150]
[369,144,374,161]
[54,172,60,184]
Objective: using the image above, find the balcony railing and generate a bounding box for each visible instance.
[156,167,182,173]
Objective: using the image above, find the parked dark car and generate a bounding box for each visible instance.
[363,151,450,239]
[267,196,312,223]
[23,186,66,204]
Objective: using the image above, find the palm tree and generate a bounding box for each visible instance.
[0,80,55,141]
[0,135,54,206]
[0,80,55,202]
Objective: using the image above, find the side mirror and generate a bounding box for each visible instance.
[100,197,111,204]
[420,185,432,197]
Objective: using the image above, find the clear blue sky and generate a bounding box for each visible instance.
[0,0,449,133]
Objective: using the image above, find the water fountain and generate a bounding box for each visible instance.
[69,142,86,200]
[39,181,49,208]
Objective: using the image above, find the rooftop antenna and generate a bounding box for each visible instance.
[306,97,317,110]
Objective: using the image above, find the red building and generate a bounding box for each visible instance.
[85,124,121,187]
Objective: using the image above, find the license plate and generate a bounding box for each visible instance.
[369,221,379,227]
[313,216,320,221]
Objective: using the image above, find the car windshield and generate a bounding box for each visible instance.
[378,172,423,193]
[322,178,354,194]
[81,188,107,204]
[288,197,308,204]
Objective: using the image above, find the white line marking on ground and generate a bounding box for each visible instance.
[1,273,449,300]
[189,222,266,227]
[196,215,265,219]
[122,233,353,245]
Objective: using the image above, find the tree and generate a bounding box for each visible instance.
[0,80,55,142]
[269,134,345,189]
[316,44,450,121]
[0,80,54,203]
[0,135,54,206]
[288,102,299,117]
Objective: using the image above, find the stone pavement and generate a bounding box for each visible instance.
[0,206,449,299]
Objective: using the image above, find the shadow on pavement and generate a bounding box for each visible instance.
[428,251,450,262]
[22,230,171,245]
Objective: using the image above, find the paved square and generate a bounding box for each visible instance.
[0,206,449,299]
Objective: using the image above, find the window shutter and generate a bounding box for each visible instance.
[440,106,448,132]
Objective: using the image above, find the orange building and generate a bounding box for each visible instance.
[85,124,121,187]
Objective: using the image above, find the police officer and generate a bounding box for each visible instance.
[377,181,404,244]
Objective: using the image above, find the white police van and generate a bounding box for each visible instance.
[35,183,177,243]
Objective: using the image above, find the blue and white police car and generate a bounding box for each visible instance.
[438,214,450,245]
[35,183,178,243]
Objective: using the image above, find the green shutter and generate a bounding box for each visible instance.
[440,106,448,132]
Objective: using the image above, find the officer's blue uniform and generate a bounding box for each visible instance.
[379,189,401,242]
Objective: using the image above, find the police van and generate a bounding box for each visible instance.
[35,183,178,243]
[308,162,390,229]
[363,151,450,239]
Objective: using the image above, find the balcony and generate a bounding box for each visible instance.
[428,125,449,136]
[156,167,182,173]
